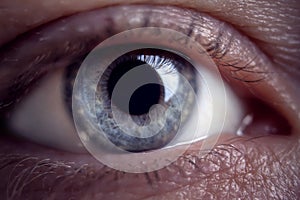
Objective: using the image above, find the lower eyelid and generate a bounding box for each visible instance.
[0,134,298,199]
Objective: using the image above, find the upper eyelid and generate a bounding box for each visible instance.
[0,5,269,81]
[0,6,228,101]
[2,0,299,80]
[0,4,297,132]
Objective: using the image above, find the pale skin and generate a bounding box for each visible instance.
[0,0,299,199]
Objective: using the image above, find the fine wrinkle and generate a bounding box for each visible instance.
[0,138,299,200]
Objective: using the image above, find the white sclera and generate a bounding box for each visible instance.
[9,68,86,153]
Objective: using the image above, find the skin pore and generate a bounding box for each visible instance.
[0,0,299,199]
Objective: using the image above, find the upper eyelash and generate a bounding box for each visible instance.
[198,30,269,83]
[0,4,268,112]
[221,58,269,83]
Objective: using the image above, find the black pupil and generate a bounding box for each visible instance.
[129,84,161,115]
[107,59,162,116]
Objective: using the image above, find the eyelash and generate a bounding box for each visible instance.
[0,5,297,199]
[0,4,279,142]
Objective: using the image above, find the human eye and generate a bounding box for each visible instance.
[0,1,299,200]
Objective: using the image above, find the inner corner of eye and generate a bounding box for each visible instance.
[236,98,292,137]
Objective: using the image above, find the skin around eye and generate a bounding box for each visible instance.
[2,5,293,151]
[0,2,299,200]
